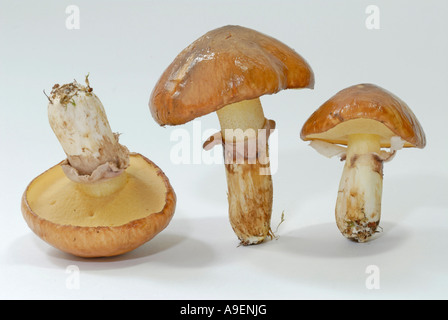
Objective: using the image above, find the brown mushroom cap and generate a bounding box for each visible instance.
[150,25,314,126]
[21,153,176,258]
[300,83,426,148]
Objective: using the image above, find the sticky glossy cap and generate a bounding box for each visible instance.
[301,84,426,148]
[150,25,314,126]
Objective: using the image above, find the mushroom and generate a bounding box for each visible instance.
[21,77,176,257]
[300,83,426,242]
[150,25,314,245]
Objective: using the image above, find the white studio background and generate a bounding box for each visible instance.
[0,0,447,300]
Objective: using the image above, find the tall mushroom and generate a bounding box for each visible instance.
[301,83,426,242]
[21,77,176,257]
[150,25,314,245]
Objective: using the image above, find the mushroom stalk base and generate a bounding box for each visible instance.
[335,134,383,242]
[78,171,128,198]
[48,79,129,182]
[224,143,274,245]
[214,98,274,245]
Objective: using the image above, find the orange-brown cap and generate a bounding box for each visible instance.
[21,153,176,258]
[300,84,426,148]
[150,25,314,126]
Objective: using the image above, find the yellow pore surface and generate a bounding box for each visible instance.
[26,154,167,227]
[306,118,413,148]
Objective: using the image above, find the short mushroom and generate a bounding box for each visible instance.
[300,83,426,242]
[21,77,176,257]
[150,25,314,245]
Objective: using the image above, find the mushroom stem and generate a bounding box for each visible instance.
[335,134,383,242]
[217,98,266,140]
[48,78,129,194]
[224,147,273,245]
[216,98,274,245]
[77,172,128,198]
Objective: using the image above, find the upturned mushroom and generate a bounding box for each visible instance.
[301,83,426,242]
[150,25,314,245]
[21,76,176,257]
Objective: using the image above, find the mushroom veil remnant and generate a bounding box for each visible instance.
[21,76,176,257]
[150,25,314,245]
[301,83,426,242]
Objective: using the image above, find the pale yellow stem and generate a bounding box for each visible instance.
[217,98,265,141]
